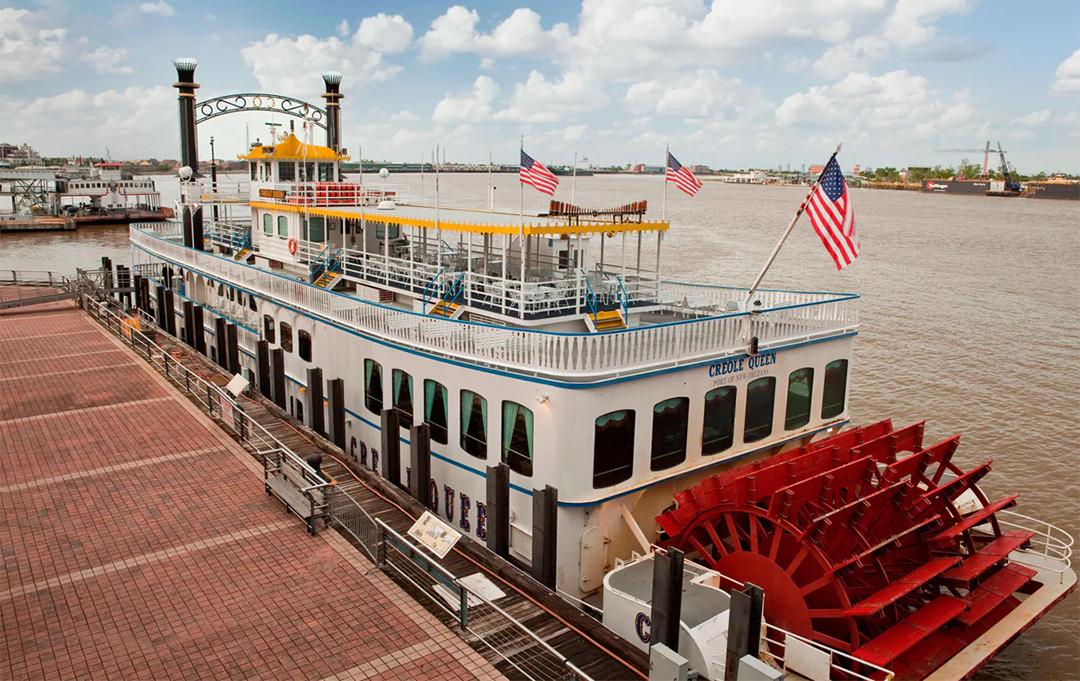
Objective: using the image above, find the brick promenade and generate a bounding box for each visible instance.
[0,293,502,681]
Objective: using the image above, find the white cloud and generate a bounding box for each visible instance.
[495,70,605,123]
[336,19,349,38]
[81,45,134,75]
[784,56,810,74]
[355,13,413,53]
[0,86,174,158]
[1011,110,1052,128]
[137,0,175,18]
[776,70,980,145]
[432,76,499,123]
[1051,49,1080,94]
[241,35,401,99]
[0,8,68,82]
[419,6,569,61]
[813,36,890,76]
[626,70,767,119]
[883,0,972,48]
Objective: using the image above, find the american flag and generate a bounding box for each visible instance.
[520,150,559,196]
[666,152,703,197]
[806,157,859,270]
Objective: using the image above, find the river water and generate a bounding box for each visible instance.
[2,172,1077,678]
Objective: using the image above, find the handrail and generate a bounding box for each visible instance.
[762,622,895,681]
[996,509,1074,583]
[615,275,629,321]
[580,269,599,320]
[421,266,444,309]
[132,223,859,382]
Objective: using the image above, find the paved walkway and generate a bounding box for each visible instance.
[0,293,502,681]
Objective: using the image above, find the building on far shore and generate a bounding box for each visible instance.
[0,142,40,164]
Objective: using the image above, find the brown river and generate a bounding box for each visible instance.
[2,172,1077,679]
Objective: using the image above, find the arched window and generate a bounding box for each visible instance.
[424,380,449,444]
[594,410,635,488]
[364,359,383,414]
[703,386,736,455]
[744,377,777,443]
[298,330,311,361]
[501,401,534,476]
[279,322,293,352]
[277,215,288,238]
[262,213,272,235]
[392,369,414,429]
[651,398,688,471]
[248,294,258,312]
[821,359,849,419]
[460,390,487,459]
[262,314,276,344]
[785,368,814,430]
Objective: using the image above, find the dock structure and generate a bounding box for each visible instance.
[0,289,501,681]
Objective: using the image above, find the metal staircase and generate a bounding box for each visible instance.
[309,247,344,290]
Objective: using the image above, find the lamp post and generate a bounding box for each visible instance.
[209,136,218,222]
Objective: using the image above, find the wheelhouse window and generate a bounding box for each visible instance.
[392,369,414,429]
[262,314,275,344]
[279,322,293,353]
[305,216,325,242]
[594,410,635,488]
[501,401,534,476]
[277,215,288,238]
[364,359,383,414]
[250,163,257,181]
[278,162,295,182]
[262,213,272,235]
[785,368,814,430]
[821,359,849,419]
[424,379,449,444]
[300,162,314,182]
[460,390,487,459]
[744,377,777,443]
[318,163,333,181]
[651,398,689,470]
[375,224,401,240]
[703,387,736,455]
[298,330,311,361]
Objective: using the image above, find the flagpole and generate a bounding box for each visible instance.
[519,135,526,317]
[487,150,493,210]
[571,150,577,205]
[745,144,841,304]
[436,144,442,269]
[661,144,669,221]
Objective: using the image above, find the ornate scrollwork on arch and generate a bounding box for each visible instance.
[195,93,327,129]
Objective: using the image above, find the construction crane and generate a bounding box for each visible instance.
[934,140,1018,185]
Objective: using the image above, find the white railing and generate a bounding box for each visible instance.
[205,218,252,250]
[132,223,858,383]
[762,623,895,681]
[996,510,1074,584]
[249,181,411,207]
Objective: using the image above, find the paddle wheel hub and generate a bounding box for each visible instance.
[656,419,1043,679]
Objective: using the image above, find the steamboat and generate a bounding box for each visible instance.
[129,61,1075,680]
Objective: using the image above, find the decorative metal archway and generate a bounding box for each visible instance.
[195,93,327,129]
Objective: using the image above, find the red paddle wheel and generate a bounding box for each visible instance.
[656,420,1040,679]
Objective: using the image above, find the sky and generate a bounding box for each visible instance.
[1,0,1078,173]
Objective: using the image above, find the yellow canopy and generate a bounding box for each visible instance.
[240,133,349,162]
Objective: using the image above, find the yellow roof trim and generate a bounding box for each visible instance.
[249,201,670,237]
[240,133,348,162]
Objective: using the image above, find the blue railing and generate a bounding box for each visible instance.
[581,270,599,320]
[421,267,445,309]
[615,275,629,321]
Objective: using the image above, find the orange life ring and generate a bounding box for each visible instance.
[287,238,298,255]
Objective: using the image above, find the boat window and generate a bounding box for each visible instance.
[375,224,401,240]
[227,287,235,302]
[744,377,777,443]
[318,163,333,181]
[502,401,534,476]
[364,359,383,414]
[785,368,814,430]
[392,369,414,429]
[276,215,288,239]
[250,164,256,181]
[236,291,244,306]
[594,410,635,488]
[821,359,849,419]
[217,282,224,297]
[301,162,314,182]
[298,330,311,361]
[262,314,276,343]
[306,216,325,242]
[262,213,272,235]
[460,389,487,459]
[279,162,295,182]
[424,379,449,444]
[248,294,258,312]
[651,398,689,471]
[279,322,293,353]
[703,386,736,455]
